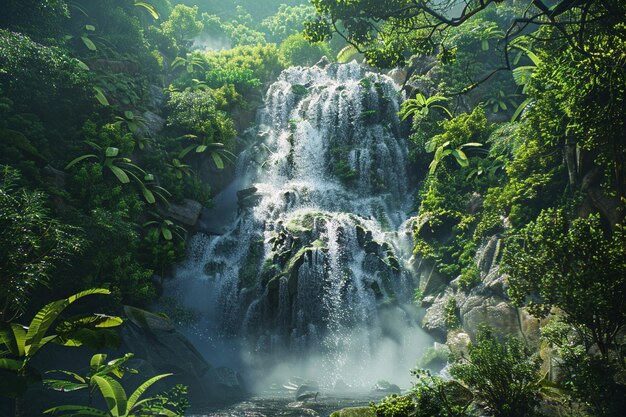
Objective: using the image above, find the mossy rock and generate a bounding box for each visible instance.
[239,238,265,289]
[124,305,174,332]
[330,407,375,417]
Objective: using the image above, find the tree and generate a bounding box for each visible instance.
[0,167,83,321]
[304,0,625,88]
[279,33,331,67]
[160,4,203,47]
[450,327,541,417]
[503,208,626,359]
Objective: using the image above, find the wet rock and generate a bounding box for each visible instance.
[44,164,65,189]
[315,56,330,68]
[466,192,484,215]
[140,110,164,137]
[387,67,408,85]
[372,381,401,395]
[200,366,247,401]
[160,198,202,226]
[237,186,258,200]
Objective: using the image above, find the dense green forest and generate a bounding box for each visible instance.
[0,0,625,416]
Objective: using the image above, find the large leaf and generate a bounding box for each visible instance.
[45,405,108,416]
[142,187,156,204]
[46,369,86,384]
[211,152,224,170]
[81,36,97,51]
[91,354,107,369]
[25,289,111,357]
[25,299,67,357]
[93,375,127,417]
[161,226,173,241]
[127,373,172,411]
[93,86,110,106]
[337,45,358,63]
[65,154,97,170]
[451,149,469,167]
[105,147,120,157]
[44,379,88,392]
[107,165,130,184]
[135,1,159,20]
[0,323,26,357]
[0,358,24,370]
[512,65,535,86]
[511,97,533,122]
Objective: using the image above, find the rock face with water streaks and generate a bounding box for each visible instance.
[171,62,429,387]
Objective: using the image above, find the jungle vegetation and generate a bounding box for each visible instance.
[1,0,625,416]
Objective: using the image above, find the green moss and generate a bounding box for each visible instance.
[330,407,376,417]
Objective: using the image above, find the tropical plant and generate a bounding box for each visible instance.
[45,353,137,400]
[166,158,192,180]
[400,93,452,121]
[478,22,503,51]
[66,142,163,204]
[65,24,98,52]
[45,372,178,416]
[0,289,122,412]
[427,140,482,174]
[170,53,205,74]
[410,369,473,417]
[143,213,185,242]
[450,327,541,417]
[134,1,159,20]
[178,135,235,170]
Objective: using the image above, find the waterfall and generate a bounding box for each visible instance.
[169,61,431,389]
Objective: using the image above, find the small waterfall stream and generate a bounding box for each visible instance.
[169,61,431,392]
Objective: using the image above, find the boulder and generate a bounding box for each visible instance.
[160,198,202,226]
[140,110,165,137]
[447,330,471,358]
[199,366,247,402]
[121,306,208,377]
[387,67,409,85]
[422,291,454,341]
[459,294,521,339]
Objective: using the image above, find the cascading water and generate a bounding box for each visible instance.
[169,61,431,391]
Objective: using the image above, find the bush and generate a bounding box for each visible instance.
[450,327,541,417]
[279,33,331,67]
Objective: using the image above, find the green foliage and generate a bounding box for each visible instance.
[443,298,460,329]
[541,319,626,417]
[166,89,237,151]
[450,327,542,417]
[279,33,331,67]
[0,289,122,399]
[45,371,181,416]
[0,29,90,106]
[0,167,83,320]
[261,4,315,43]
[370,394,415,417]
[160,4,203,46]
[503,209,626,358]
[410,369,473,417]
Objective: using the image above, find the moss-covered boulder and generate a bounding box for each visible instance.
[330,407,376,417]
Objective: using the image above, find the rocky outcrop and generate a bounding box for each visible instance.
[121,306,246,406]
[160,198,202,226]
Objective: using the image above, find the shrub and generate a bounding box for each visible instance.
[450,327,541,417]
